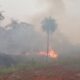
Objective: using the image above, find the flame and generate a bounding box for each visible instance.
[39,49,58,59]
[48,50,58,59]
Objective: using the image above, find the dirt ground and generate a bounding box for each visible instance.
[0,65,80,80]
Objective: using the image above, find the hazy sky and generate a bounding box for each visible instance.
[0,0,80,44]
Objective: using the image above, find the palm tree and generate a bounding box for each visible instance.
[42,17,57,60]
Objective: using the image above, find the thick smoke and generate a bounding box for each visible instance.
[0,12,4,21]
[0,19,45,54]
[0,14,80,57]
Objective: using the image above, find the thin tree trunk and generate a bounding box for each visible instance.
[47,31,49,61]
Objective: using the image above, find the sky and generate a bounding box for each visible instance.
[0,0,80,44]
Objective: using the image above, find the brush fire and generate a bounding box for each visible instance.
[39,49,58,59]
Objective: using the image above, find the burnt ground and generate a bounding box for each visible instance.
[0,65,80,80]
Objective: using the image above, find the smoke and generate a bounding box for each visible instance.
[0,8,80,57]
[0,20,44,54]
[0,12,4,21]
[0,19,80,58]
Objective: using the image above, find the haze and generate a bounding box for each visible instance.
[0,0,80,44]
[0,0,80,55]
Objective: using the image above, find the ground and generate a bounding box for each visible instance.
[0,64,80,80]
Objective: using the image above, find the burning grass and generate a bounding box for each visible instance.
[39,49,58,59]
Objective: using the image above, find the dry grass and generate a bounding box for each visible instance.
[0,64,80,80]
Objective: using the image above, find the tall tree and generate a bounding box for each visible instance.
[42,17,57,59]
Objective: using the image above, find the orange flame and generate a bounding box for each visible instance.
[39,49,58,59]
[48,50,58,59]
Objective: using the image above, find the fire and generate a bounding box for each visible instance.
[48,50,58,59]
[39,49,58,59]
